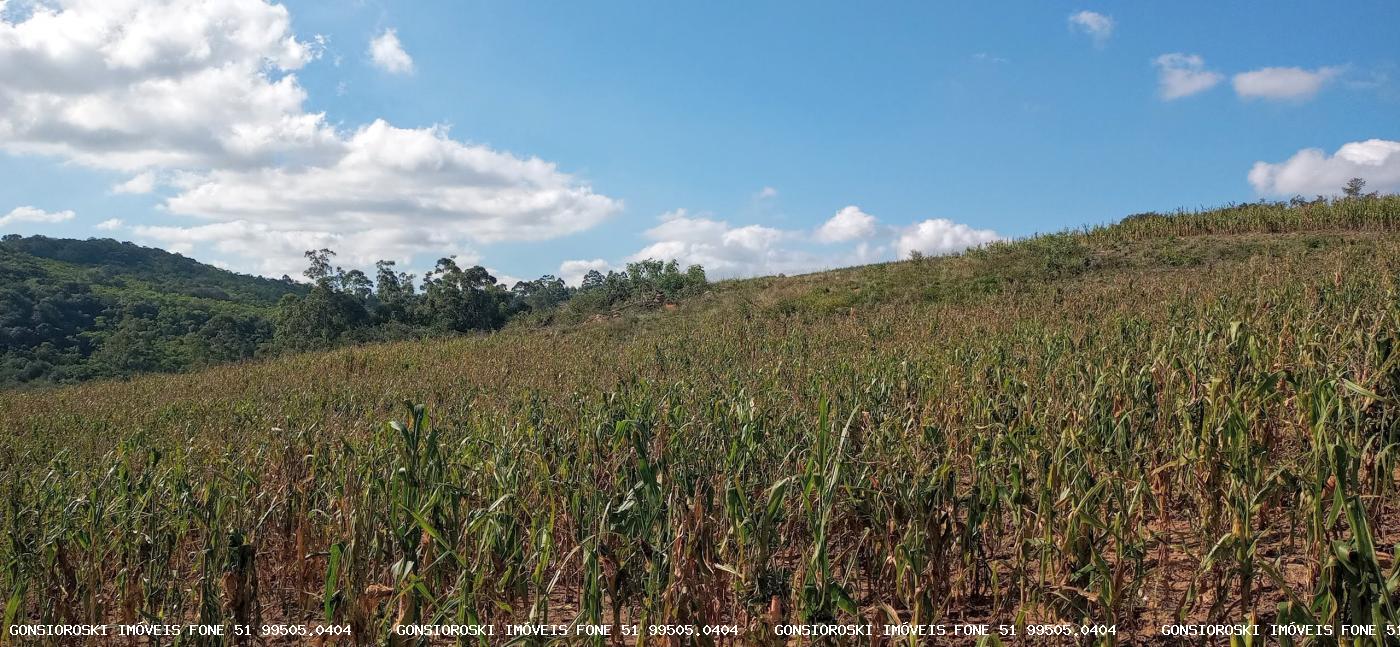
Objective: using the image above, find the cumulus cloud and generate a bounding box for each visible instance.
[0,0,619,276]
[1068,11,1114,46]
[896,219,1003,259]
[815,206,877,243]
[756,186,778,199]
[0,205,75,227]
[558,259,611,285]
[1153,53,1223,100]
[0,0,330,171]
[368,28,413,74]
[1248,139,1400,196]
[165,119,620,242]
[1233,66,1341,101]
[95,218,124,230]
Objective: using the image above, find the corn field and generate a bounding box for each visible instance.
[3,198,1400,645]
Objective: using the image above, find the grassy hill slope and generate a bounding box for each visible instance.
[3,197,1400,640]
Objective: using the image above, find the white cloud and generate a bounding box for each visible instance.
[163,119,619,244]
[368,28,413,75]
[626,207,997,279]
[895,219,1002,259]
[1248,138,1400,196]
[1233,66,1341,101]
[0,0,620,276]
[95,217,124,230]
[1153,53,1223,100]
[756,186,778,199]
[815,205,877,243]
[558,258,611,285]
[1068,11,1114,46]
[0,205,75,227]
[112,171,156,194]
[0,0,329,171]
[628,209,818,279]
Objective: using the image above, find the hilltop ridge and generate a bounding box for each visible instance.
[3,196,1397,389]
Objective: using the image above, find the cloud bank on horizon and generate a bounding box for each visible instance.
[0,1,1394,282]
[574,206,1003,281]
[0,206,75,227]
[1250,139,1400,197]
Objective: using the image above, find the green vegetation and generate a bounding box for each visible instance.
[0,235,302,386]
[2,195,1400,644]
[0,238,706,388]
[269,251,707,350]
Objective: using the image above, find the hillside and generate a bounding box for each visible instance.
[3,196,1400,642]
[0,235,712,389]
[0,235,306,387]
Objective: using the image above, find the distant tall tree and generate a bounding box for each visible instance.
[684,264,707,288]
[512,275,570,311]
[419,257,507,332]
[374,260,417,322]
[1343,177,1367,198]
[580,269,605,291]
[602,270,630,304]
[303,249,336,285]
[339,268,373,302]
[275,249,370,350]
[622,258,708,304]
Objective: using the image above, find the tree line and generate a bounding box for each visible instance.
[273,249,707,350]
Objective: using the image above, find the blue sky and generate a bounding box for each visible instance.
[1,0,1397,283]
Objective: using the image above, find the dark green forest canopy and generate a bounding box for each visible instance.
[0,236,305,386]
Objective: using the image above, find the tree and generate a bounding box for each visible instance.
[303,248,336,285]
[193,314,270,365]
[511,274,571,312]
[580,270,605,291]
[339,268,373,302]
[419,257,508,332]
[1343,177,1367,198]
[274,249,370,350]
[274,288,368,350]
[622,258,708,303]
[684,264,707,289]
[89,317,177,375]
[374,260,417,323]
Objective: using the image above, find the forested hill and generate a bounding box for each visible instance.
[0,234,709,388]
[2,235,302,305]
[0,235,305,386]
